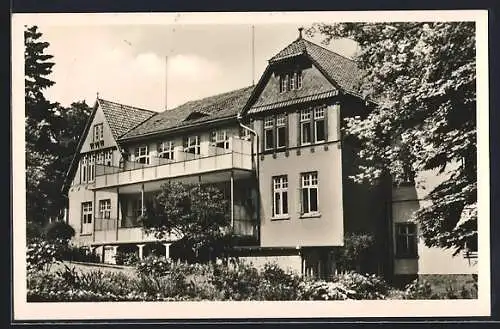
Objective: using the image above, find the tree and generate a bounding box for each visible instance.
[307,22,476,255]
[25,26,92,227]
[140,182,231,259]
[25,25,59,226]
[44,221,76,242]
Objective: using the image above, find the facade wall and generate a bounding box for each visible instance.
[392,184,477,275]
[254,101,344,248]
[239,255,302,274]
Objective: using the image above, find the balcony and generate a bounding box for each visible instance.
[92,137,253,190]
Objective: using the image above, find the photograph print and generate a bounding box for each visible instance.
[12,10,490,320]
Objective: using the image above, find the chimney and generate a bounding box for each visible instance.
[298,27,304,39]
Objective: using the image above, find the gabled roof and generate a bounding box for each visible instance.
[97,98,157,139]
[120,86,254,141]
[243,35,366,116]
[269,37,363,95]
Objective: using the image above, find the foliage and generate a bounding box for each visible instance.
[115,251,139,266]
[26,260,476,302]
[25,25,92,227]
[26,239,58,272]
[140,182,231,258]
[44,221,75,242]
[59,245,100,263]
[135,255,173,276]
[307,22,477,254]
[26,221,44,243]
[336,232,375,272]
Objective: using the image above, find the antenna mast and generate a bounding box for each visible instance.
[165,55,168,111]
[252,25,255,86]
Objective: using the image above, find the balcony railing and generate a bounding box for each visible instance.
[93,217,257,244]
[93,137,253,189]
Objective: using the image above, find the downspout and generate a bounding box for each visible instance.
[236,113,260,243]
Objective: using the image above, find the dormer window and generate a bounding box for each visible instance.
[279,71,302,93]
[93,123,104,143]
[158,141,175,160]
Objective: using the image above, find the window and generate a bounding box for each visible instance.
[134,145,149,164]
[279,74,288,93]
[264,117,274,150]
[81,155,87,183]
[301,172,319,214]
[279,71,302,92]
[395,223,418,258]
[239,126,251,140]
[133,198,144,218]
[93,123,104,143]
[314,108,326,142]
[104,150,113,166]
[272,176,288,217]
[300,107,327,145]
[296,71,303,89]
[158,141,175,160]
[96,152,104,165]
[81,202,93,233]
[184,135,201,155]
[300,109,312,145]
[276,114,287,148]
[88,154,95,182]
[99,199,111,219]
[210,130,229,149]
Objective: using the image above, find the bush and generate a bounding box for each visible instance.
[210,262,261,300]
[402,277,478,300]
[336,232,375,273]
[136,255,173,276]
[258,263,303,300]
[115,251,139,266]
[44,221,75,242]
[59,245,100,263]
[26,239,58,272]
[297,280,352,300]
[333,272,390,300]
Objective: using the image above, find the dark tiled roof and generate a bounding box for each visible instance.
[269,37,364,95]
[120,86,255,140]
[98,99,157,139]
[249,90,340,114]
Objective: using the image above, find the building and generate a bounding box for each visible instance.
[63,29,477,282]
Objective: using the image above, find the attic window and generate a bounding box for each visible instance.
[279,71,302,93]
[185,111,209,121]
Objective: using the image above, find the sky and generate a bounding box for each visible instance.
[38,24,359,112]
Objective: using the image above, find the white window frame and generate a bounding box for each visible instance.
[296,71,303,89]
[88,154,95,182]
[93,123,104,142]
[81,155,87,183]
[184,135,201,155]
[301,172,319,215]
[314,107,326,143]
[158,141,175,160]
[272,175,288,217]
[104,150,113,166]
[300,109,312,145]
[81,202,93,233]
[289,73,296,91]
[135,145,150,164]
[264,117,274,150]
[99,199,111,219]
[96,152,104,165]
[211,130,230,149]
[276,114,287,149]
[280,74,288,93]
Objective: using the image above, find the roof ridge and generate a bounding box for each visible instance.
[302,38,357,63]
[98,97,158,114]
[165,85,254,113]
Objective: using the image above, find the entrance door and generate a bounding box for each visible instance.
[82,202,93,234]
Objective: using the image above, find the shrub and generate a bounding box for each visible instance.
[333,272,390,300]
[44,221,75,242]
[136,255,173,276]
[258,263,303,300]
[26,239,58,272]
[403,279,438,299]
[210,262,261,300]
[59,245,100,263]
[297,279,352,300]
[26,221,44,243]
[336,232,375,273]
[115,251,139,266]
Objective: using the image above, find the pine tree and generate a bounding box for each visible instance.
[308,22,477,255]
